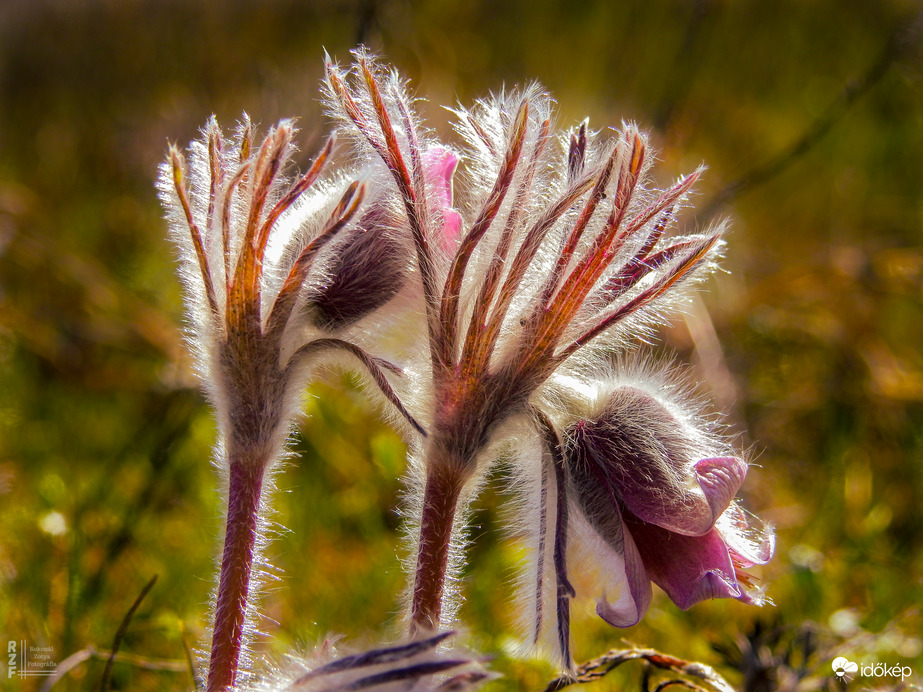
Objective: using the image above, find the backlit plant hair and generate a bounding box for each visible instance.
[161,48,774,690]
[324,49,773,669]
[159,115,425,691]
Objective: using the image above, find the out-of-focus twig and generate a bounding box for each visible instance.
[99,574,159,692]
[696,7,923,225]
[653,0,717,133]
[682,293,739,412]
[355,0,382,45]
[543,646,737,692]
[80,391,196,608]
[40,644,187,692]
[180,619,205,692]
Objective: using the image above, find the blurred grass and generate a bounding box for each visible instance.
[1,1,922,690]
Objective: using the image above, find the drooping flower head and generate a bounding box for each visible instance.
[548,364,774,638]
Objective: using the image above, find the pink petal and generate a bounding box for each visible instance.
[693,457,750,528]
[616,456,747,537]
[567,440,652,627]
[422,146,462,250]
[596,518,652,627]
[626,516,743,610]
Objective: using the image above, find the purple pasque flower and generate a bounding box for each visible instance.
[160,115,424,691]
[557,366,774,632]
[322,49,748,665]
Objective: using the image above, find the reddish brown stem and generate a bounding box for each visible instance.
[410,465,463,633]
[207,460,264,692]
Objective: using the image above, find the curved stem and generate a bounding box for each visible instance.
[207,460,264,692]
[289,337,426,437]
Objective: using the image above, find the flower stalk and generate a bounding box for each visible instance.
[410,460,464,631]
[208,460,264,692]
[161,114,424,690]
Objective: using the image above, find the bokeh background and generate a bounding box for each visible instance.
[1,1,922,690]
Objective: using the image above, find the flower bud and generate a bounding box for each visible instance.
[305,204,408,331]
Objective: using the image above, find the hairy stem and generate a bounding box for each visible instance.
[207,459,264,692]
[410,463,464,633]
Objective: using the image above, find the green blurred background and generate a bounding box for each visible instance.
[1,1,922,690]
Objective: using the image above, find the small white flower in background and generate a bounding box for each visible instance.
[39,510,68,536]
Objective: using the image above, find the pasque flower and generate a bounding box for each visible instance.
[162,49,774,688]
[160,115,425,691]
[324,49,772,670]
[556,366,774,631]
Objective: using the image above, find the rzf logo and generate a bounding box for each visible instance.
[8,641,16,679]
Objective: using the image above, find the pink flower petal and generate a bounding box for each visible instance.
[567,447,653,627]
[422,146,462,250]
[626,516,743,610]
[692,456,750,528]
[595,518,652,627]
[615,456,746,537]
[568,508,652,628]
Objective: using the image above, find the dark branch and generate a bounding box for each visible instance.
[99,575,158,692]
[696,7,923,224]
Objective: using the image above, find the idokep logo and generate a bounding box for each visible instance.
[831,656,914,683]
[831,657,858,680]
